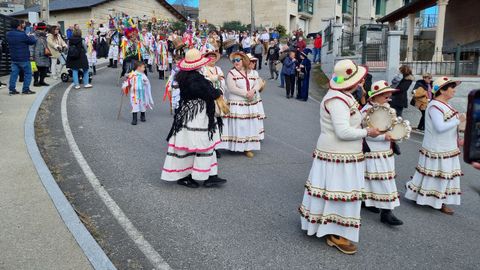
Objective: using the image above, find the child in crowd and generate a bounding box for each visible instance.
[122,61,154,125]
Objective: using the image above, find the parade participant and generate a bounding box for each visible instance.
[296,49,311,101]
[140,27,154,73]
[202,50,227,158]
[155,33,169,80]
[266,40,279,80]
[96,23,109,59]
[405,77,465,215]
[122,60,153,125]
[299,59,380,255]
[85,21,98,75]
[361,80,403,226]
[120,26,141,78]
[165,54,182,114]
[218,52,265,158]
[107,21,120,69]
[196,34,214,54]
[161,48,229,188]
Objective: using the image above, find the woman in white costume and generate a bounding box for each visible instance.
[299,59,380,255]
[219,52,265,158]
[361,80,403,226]
[405,77,465,215]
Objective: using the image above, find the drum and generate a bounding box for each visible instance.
[389,118,412,141]
[223,39,236,49]
[173,37,185,50]
[363,105,397,132]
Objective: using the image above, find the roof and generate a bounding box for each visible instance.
[377,0,436,23]
[11,0,187,21]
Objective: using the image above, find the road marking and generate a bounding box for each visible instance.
[308,95,321,104]
[61,84,171,270]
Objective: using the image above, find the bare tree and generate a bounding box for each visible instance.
[173,0,194,18]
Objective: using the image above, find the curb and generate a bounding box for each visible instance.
[24,81,116,270]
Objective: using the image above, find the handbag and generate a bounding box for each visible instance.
[30,61,38,72]
[298,71,305,80]
[409,96,416,107]
[41,39,52,57]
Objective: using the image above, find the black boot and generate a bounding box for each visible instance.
[140,112,146,122]
[380,209,403,226]
[93,65,97,75]
[215,150,221,159]
[204,175,227,187]
[113,60,118,68]
[177,175,199,188]
[131,113,138,125]
[362,203,381,213]
[108,59,113,67]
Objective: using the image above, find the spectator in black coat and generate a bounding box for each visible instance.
[390,65,414,117]
[66,29,92,89]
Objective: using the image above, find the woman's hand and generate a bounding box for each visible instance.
[385,133,393,141]
[472,162,480,170]
[367,128,381,138]
[246,90,255,100]
[458,138,464,147]
[459,113,467,123]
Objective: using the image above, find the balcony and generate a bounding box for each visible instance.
[298,0,314,15]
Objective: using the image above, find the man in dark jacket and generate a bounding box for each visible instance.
[6,19,37,95]
[266,40,279,80]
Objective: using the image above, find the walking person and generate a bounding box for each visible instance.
[241,32,251,54]
[361,80,403,226]
[282,51,297,98]
[66,29,92,89]
[296,49,311,101]
[253,41,264,70]
[313,33,322,64]
[161,48,229,188]
[6,19,36,95]
[405,77,465,215]
[219,52,265,158]
[46,25,67,80]
[299,59,380,254]
[390,65,414,117]
[32,22,50,87]
[412,73,433,131]
[266,40,279,80]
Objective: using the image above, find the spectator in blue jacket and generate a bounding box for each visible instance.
[282,50,297,98]
[6,19,37,95]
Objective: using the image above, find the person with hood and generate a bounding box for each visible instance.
[66,29,92,89]
[296,49,312,101]
[412,73,433,130]
[390,65,414,117]
[32,22,50,87]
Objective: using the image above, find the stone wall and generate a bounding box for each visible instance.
[47,9,93,34]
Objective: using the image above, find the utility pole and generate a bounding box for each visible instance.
[40,0,49,23]
[250,0,255,33]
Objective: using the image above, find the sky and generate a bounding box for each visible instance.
[166,0,199,7]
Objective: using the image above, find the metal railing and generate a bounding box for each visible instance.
[401,47,480,76]
[324,24,333,51]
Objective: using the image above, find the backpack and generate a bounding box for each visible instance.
[67,42,82,59]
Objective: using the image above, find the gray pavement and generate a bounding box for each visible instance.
[0,77,92,269]
[36,59,480,269]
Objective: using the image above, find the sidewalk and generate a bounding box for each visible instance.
[0,74,93,269]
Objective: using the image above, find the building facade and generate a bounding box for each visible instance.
[12,0,185,34]
[199,0,403,35]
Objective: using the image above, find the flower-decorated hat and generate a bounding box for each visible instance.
[178,48,213,71]
[432,76,461,94]
[368,80,398,99]
[329,59,368,90]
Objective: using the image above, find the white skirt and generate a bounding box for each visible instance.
[300,151,365,242]
[363,150,400,209]
[404,148,462,209]
[218,98,265,152]
[161,108,220,181]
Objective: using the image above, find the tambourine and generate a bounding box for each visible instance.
[363,105,397,132]
[389,117,412,141]
[259,79,266,92]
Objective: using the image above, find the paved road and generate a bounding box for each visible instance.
[36,60,480,270]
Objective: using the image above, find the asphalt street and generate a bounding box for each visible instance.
[36,59,480,270]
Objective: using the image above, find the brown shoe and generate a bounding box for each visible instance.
[245,151,254,158]
[440,204,454,215]
[326,235,357,255]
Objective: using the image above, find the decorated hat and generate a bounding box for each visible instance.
[300,48,312,58]
[204,50,221,62]
[36,22,47,30]
[246,53,258,62]
[432,76,461,94]
[229,51,250,64]
[368,80,398,100]
[329,59,368,90]
[178,48,213,71]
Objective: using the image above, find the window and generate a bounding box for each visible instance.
[342,0,352,14]
[375,0,386,16]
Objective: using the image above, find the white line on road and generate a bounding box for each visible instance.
[61,84,171,270]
